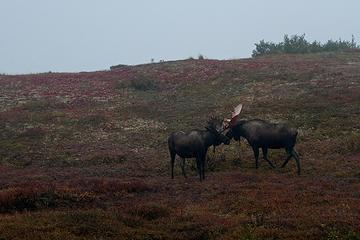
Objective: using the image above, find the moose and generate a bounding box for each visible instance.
[224,104,301,175]
[168,117,230,181]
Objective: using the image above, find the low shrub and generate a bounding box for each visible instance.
[129,204,170,221]
[130,76,158,91]
[0,186,57,213]
[77,114,106,128]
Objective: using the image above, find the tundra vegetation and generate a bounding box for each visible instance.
[0,50,359,239]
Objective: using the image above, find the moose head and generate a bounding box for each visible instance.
[206,116,231,146]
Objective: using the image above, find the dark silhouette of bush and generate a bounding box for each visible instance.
[252,34,359,57]
[0,186,57,213]
[129,204,169,220]
[130,75,158,91]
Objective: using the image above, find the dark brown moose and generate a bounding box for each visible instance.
[168,117,230,181]
[224,104,301,175]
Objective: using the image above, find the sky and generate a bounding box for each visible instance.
[0,0,359,74]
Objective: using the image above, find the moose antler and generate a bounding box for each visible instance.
[207,116,223,132]
[223,104,243,129]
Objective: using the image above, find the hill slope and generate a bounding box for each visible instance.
[0,52,359,239]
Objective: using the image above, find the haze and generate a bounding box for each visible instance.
[1,0,359,74]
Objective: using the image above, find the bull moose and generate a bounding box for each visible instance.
[224,104,301,175]
[168,117,230,181]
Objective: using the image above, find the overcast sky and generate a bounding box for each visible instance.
[1,0,359,74]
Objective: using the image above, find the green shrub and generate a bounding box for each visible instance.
[252,34,359,57]
[345,231,360,240]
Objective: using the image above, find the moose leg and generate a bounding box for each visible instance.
[292,149,301,175]
[201,156,206,180]
[238,140,242,161]
[252,146,260,169]
[181,158,187,178]
[200,153,207,181]
[262,147,276,169]
[196,157,202,182]
[292,149,300,159]
[281,148,293,168]
[170,151,176,179]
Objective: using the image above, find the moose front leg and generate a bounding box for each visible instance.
[262,147,276,169]
[201,156,206,180]
[238,139,242,161]
[181,158,187,178]
[252,146,260,169]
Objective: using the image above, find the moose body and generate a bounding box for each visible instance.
[226,119,301,175]
[168,118,230,181]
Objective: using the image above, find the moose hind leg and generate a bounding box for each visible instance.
[292,149,301,175]
[281,148,293,168]
[262,147,275,169]
[293,149,300,159]
[181,158,187,178]
[252,146,260,169]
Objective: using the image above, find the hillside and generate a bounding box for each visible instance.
[0,52,359,239]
